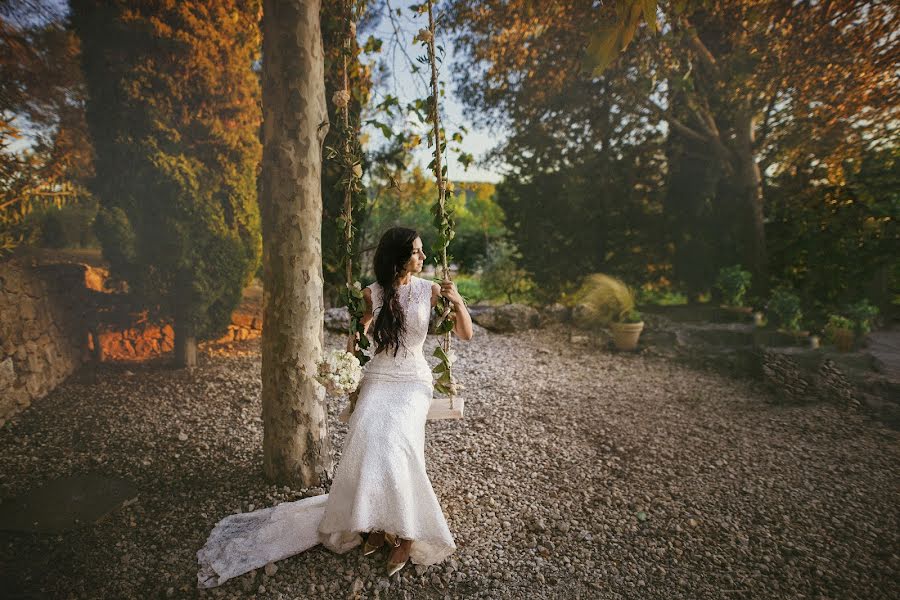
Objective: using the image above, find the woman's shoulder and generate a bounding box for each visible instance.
[413,275,436,291]
[419,275,441,291]
[365,281,382,303]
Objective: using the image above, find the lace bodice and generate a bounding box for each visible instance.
[363,275,434,387]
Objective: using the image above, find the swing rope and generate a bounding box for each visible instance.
[424,0,458,398]
[337,0,462,417]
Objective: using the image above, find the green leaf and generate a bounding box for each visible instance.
[620,2,643,49]
[366,120,394,139]
[585,25,619,76]
[642,0,657,34]
[363,35,383,54]
[432,345,449,361]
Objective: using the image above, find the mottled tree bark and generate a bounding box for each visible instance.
[259,0,332,486]
[174,287,197,368]
[174,322,197,368]
[734,110,768,298]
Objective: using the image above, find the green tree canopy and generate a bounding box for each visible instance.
[71,0,262,360]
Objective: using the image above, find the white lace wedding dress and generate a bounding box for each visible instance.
[197,275,456,588]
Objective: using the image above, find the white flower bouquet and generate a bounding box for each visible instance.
[315,349,363,396]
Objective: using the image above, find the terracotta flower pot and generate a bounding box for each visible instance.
[610,321,644,351]
[832,328,855,352]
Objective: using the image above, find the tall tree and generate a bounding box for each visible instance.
[447,0,899,296]
[1,1,93,252]
[259,0,331,486]
[72,0,263,367]
[320,1,373,307]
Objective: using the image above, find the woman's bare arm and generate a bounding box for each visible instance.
[346,288,374,352]
[431,282,474,341]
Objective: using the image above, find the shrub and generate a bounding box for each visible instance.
[476,237,534,304]
[715,265,753,306]
[823,315,855,347]
[622,308,643,323]
[38,204,99,248]
[845,299,879,336]
[636,286,687,306]
[766,286,803,331]
[454,275,486,304]
[824,314,853,331]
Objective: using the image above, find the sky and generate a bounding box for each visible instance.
[359,1,506,183]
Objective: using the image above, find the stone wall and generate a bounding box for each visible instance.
[1,258,264,425]
[0,260,93,426]
[90,313,262,361]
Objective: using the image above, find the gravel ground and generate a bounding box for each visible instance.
[1,322,898,600]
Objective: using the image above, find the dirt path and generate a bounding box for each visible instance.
[1,322,898,599]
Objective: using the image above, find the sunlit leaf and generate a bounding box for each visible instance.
[584,25,619,76]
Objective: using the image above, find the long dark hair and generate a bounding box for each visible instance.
[371,227,419,357]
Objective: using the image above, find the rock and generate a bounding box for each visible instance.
[351,577,364,594]
[571,303,595,329]
[472,303,541,333]
[324,307,351,332]
[540,303,571,324]
[0,357,15,389]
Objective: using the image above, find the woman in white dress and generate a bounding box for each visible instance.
[316,226,474,576]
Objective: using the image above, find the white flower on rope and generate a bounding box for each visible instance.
[315,349,362,396]
[332,89,350,109]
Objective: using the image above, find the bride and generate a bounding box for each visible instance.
[196,226,474,587]
[317,226,474,575]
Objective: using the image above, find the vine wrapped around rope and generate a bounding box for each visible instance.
[324,1,368,414]
[330,0,463,403]
[420,0,459,398]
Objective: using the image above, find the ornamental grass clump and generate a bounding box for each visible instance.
[571,273,638,329]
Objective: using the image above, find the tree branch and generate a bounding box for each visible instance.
[755,77,784,152]
[641,98,709,146]
[679,16,720,79]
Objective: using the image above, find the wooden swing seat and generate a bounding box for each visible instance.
[338,395,464,423]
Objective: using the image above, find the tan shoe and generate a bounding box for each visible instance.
[363,530,386,556]
[385,536,412,576]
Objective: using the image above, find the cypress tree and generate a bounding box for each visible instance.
[71,0,262,366]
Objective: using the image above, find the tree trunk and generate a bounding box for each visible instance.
[734,111,768,299]
[174,320,197,368]
[259,0,332,487]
